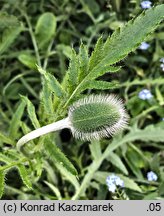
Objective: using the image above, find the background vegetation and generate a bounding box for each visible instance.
[0,0,164,200]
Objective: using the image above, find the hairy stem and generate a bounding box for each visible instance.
[17,117,70,152]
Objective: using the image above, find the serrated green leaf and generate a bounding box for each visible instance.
[44,137,78,176]
[78,43,89,81]
[67,49,79,91]
[64,65,121,104]
[38,66,66,98]
[21,96,40,129]
[35,12,56,49]
[0,26,22,55]
[40,79,54,115]
[77,80,119,94]
[17,164,32,189]
[0,171,5,198]
[106,152,128,175]
[89,36,104,71]
[0,132,14,145]
[54,162,80,191]
[96,5,164,69]
[64,6,163,106]
[87,65,121,80]
[18,53,37,69]
[9,100,26,139]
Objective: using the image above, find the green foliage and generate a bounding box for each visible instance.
[89,36,104,71]
[0,171,5,198]
[0,12,19,29]
[18,53,37,69]
[84,80,119,90]
[123,125,164,143]
[21,96,40,129]
[61,5,164,106]
[0,153,13,163]
[101,5,164,66]
[0,12,22,55]
[44,137,78,176]
[35,12,56,49]
[40,80,54,116]
[89,140,102,160]
[106,152,128,175]
[44,181,62,200]
[0,1,164,200]
[53,163,80,191]
[8,100,26,139]
[17,164,32,189]
[38,66,66,98]
[0,132,14,145]
[67,49,79,92]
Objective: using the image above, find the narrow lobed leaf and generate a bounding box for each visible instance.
[44,137,78,176]
[38,66,66,98]
[0,171,5,198]
[67,49,79,91]
[89,36,104,71]
[40,79,54,115]
[9,100,26,139]
[21,96,40,129]
[17,164,32,189]
[106,152,128,175]
[54,162,80,191]
[78,43,89,82]
[86,80,119,90]
[87,65,121,80]
[96,5,164,69]
[125,125,164,143]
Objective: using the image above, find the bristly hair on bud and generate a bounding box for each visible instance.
[17,94,129,151]
[68,94,129,140]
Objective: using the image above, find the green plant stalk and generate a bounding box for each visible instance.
[43,39,54,70]
[20,77,38,98]
[24,13,41,67]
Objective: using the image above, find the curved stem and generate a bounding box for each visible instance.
[17,117,70,152]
